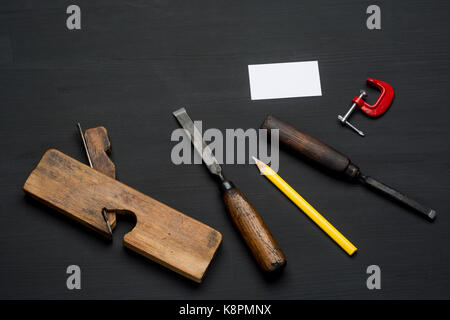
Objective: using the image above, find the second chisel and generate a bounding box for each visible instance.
[261,115,436,221]
[173,108,286,273]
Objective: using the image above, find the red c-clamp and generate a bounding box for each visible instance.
[338,78,394,136]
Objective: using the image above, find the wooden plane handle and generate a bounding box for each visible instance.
[23,149,222,282]
[222,182,286,272]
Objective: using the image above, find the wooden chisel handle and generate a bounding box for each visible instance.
[221,181,287,272]
[261,115,437,221]
[262,115,360,179]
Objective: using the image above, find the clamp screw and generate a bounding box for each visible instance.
[338,90,367,137]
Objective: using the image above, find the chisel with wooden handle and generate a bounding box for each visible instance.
[173,108,286,272]
[261,115,436,221]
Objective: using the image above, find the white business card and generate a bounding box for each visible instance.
[248,60,322,100]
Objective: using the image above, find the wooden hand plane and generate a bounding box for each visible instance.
[23,147,222,283]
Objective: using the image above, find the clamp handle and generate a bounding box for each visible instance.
[352,78,394,117]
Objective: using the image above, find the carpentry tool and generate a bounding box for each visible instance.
[173,108,286,273]
[262,115,436,221]
[253,157,357,256]
[77,123,113,236]
[23,149,222,282]
[25,125,117,238]
[338,78,394,136]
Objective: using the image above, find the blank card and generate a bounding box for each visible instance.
[248,61,322,100]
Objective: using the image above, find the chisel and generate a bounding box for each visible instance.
[173,108,286,272]
[261,115,436,221]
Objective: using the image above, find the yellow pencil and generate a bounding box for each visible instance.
[253,157,357,256]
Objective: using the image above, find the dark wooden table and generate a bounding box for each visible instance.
[1,0,449,299]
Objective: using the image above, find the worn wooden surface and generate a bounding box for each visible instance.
[1,0,450,299]
[23,149,222,283]
[85,126,117,227]
[222,185,286,272]
[40,126,119,235]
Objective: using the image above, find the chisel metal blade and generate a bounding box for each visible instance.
[173,108,224,180]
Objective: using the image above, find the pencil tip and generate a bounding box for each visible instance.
[252,156,266,172]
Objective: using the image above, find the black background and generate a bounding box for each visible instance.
[1,0,449,299]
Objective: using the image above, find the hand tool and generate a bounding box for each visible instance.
[77,123,113,236]
[262,115,436,221]
[23,149,222,282]
[25,124,117,237]
[173,108,286,273]
[338,78,394,136]
[253,157,357,255]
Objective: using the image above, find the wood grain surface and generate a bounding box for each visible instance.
[85,126,116,179]
[262,115,352,174]
[85,126,117,227]
[23,149,222,283]
[1,0,450,299]
[222,185,286,272]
